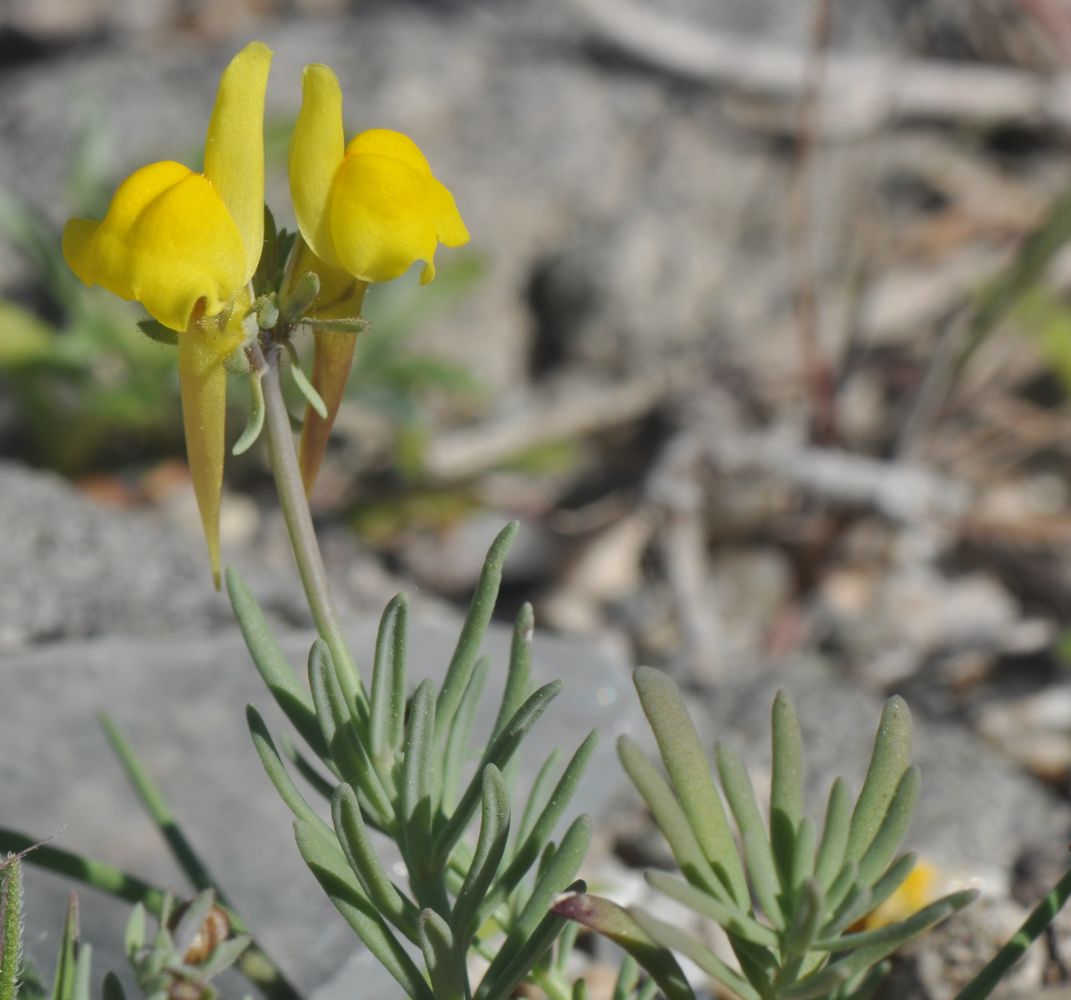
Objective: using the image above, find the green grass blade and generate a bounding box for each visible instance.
[771,690,804,890]
[644,871,778,949]
[617,736,726,901]
[293,820,433,1000]
[633,668,749,909]
[452,765,510,951]
[50,894,78,1000]
[629,907,760,1000]
[441,655,491,813]
[418,910,467,1000]
[0,859,22,1000]
[815,778,851,889]
[715,744,784,927]
[846,698,912,863]
[0,833,165,914]
[369,594,408,764]
[226,568,328,760]
[332,785,421,943]
[98,714,218,897]
[435,522,518,750]
[492,603,534,740]
[552,894,693,1000]
[955,866,1071,1000]
[434,681,561,862]
[70,942,91,1000]
[857,766,920,887]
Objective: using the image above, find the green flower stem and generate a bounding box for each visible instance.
[1,857,22,1000]
[955,865,1071,1000]
[253,341,364,715]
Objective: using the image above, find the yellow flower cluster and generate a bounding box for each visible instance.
[61,42,469,586]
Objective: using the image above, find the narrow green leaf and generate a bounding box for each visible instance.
[857,766,920,887]
[815,778,851,889]
[860,853,921,926]
[293,820,433,1000]
[715,744,783,926]
[644,871,778,949]
[629,907,760,1000]
[308,641,393,826]
[505,816,591,949]
[556,919,580,972]
[841,960,890,1000]
[247,706,328,831]
[452,766,510,951]
[572,979,589,1000]
[825,861,860,918]
[402,680,437,866]
[435,681,561,861]
[617,737,725,901]
[226,568,328,761]
[611,954,640,1000]
[633,668,749,909]
[515,749,561,852]
[123,903,145,958]
[332,785,421,942]
[0,859,22,1000]
[281,734,335,803]
[285,341,328,419]
[846,697,912,863]
[369,594,408,765]
[477,898,576,1000]
[441,655,491,812]
[784,879,823,955]
[492,603,534,740]
[418,910,467,1000]
[790,817,817,898]
[280,270,320,320]
[232,369,266,456]
[770,690,804,890]
[823,883,872,940]
[436,522,518,751]
[484,732,598,917]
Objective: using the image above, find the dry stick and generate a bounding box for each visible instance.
[787,0,837,445]
[570,0,1071,135]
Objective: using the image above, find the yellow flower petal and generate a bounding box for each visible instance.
[177,294,250,590]
[62,162,246,332]
[203,41,273,286]
[290,64,345,268]
[344,128,433,174]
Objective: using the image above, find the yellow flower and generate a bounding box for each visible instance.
[62,41,273,587]
[287,63,469,492]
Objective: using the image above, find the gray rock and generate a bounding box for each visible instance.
[2,614,639,996]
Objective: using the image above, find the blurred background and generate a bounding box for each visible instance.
[8,0,1071,993]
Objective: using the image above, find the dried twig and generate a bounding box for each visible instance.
[570,0,1071,135]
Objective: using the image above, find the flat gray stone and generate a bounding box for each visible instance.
[2,615,639,995]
